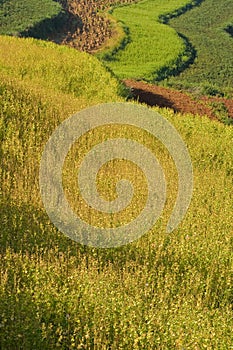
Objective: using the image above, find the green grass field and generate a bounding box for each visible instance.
[98,0,198,81]
[0,36,233,349]
[166,0,233,96]
[0,0,62,37]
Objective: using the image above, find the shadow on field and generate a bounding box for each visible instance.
[0,202,77,256]
[129,87,176,109]
[0,201,149,269]
[225,25,233,37]
[0,292,49,350]
[20,9,82,42]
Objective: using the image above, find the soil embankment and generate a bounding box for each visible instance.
[124,79,233,121]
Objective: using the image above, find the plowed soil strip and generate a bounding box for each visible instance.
[124,79,233,120]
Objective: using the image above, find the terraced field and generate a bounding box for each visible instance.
[98,0,196,81]
[1,0,232,97]
[1,1,233,349]
[1,35,233,350]
[0,0,138,52]
[167,0,233,97]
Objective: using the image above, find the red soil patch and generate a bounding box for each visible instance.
[124,79,233,120]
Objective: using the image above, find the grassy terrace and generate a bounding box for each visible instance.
[167,0,233,96]
[98,0,199,81]
[0,36,233,348]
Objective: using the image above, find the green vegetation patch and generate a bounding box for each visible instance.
[97,0,199,81]
[167,0,233,97]
[0,0,62,36]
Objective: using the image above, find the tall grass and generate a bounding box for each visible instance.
[0,36,123,102]
[0,36,233,349]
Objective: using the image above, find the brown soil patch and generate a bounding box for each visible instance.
[124,79,233,120]
[49,0,138,52]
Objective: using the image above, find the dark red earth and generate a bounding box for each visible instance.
[124,79,233,120]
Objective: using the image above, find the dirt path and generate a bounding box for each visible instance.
[124,79,233,121]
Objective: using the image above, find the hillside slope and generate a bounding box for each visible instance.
[0,36,233,349]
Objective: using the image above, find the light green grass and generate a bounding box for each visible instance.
[97,0,197,81]
[167,0,233,96]
[0,36,233,349]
